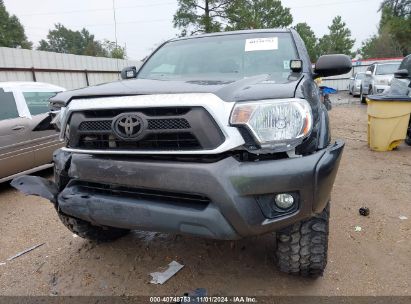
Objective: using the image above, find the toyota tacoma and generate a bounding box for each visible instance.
[12,29,351,277]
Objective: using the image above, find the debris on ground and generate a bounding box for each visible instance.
[359,207,370,216]
[6,243,45,261]
[354,226,362,232]
[150,261,184,285]
[0,262,6,266]
[399,215,408,220]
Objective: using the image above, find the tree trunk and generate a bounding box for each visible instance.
[205,0,211,32]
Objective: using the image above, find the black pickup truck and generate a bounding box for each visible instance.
[13,29,351,277]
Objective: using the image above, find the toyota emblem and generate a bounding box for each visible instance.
[112,113,145,140]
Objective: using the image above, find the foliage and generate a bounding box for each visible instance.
[360,27,402,58]
[317,16,355,56]
[379,1,411,56]
[173,0,292,35]
[102,40,127,59]
[379,0,411,18]
[225,0,293,30]
[0,0,32,49]
[173,0,230,36]
[37,24,125,58]
[294,22,318,62]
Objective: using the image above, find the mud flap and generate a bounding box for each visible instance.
[11,176,58,203]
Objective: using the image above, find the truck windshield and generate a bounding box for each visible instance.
[376,63,400,75]
[138,33,298,82]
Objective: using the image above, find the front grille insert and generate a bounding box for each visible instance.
[78,118,191,131]
[73,181,210,210]
[79,120,112,131]
[147,118,190,130]
[78,132,201,150]
[69,107,225,151]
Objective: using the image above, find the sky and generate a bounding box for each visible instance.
[4,0,383,60]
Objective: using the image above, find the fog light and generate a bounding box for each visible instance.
[274,193,294,209]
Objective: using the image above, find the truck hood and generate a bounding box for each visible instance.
[50,74,303,106]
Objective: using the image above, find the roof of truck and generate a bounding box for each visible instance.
[171,28,292,42]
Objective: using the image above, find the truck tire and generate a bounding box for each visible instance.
[276,204,329,278]
[57,212,130,242]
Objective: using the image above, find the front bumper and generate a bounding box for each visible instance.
[12,140,344,240]
[374,85,390,94]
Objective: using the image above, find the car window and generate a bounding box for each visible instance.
[23,91,58,115]
[399,55,411,75]
[375,63,400,75]
[138,33,298,82]
[0,89,19,121]
[356,73,365,80]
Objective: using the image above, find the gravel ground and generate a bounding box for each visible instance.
[0,92,410,296]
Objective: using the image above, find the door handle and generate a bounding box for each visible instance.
[12,125,25,131]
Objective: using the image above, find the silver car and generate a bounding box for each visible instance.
[348,72,365,96]
[360,62,400,102]
[0,82,65,183]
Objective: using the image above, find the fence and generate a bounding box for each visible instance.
[0,47,142,90]
[321,57,404,91]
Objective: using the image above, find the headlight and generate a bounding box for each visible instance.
[230,99,312,151]
[375,79,389,85]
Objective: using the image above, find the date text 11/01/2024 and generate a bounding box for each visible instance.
[149,296,257,303]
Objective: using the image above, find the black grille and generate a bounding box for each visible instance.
[68,107,225,151]
[148,118,190,130]
[72,181,210,210]
[78,132,201,150]
[79,120,112,131]
[79,118,190,131]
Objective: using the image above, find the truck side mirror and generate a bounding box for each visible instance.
[394,69,410,79]
[365,71,372,76]
[314,54,352,78]
[121,66,137,80]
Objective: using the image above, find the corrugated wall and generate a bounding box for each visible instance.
[0,47,142,90]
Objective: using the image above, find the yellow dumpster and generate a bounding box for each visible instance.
[367,96,411,151]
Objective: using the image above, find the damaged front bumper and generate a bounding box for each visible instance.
[12,140,344,240]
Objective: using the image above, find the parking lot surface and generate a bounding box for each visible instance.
[0,93,410,296]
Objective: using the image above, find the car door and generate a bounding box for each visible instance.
[0,88,35,181]
[21,91,63,168]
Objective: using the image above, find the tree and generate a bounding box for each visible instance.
[378,1,411,56]
[0,0,32,49]
[225,0,293,30]
[294,22,318,62]
[38,24,125,59]
[318,16,355,56]
[102,40,127,59]
[379,0,411,18]
[173,0,230,36]
[360,27,402,58]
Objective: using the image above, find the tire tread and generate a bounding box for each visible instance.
[276,204,330,278]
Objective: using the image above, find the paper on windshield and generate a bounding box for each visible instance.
[245,37,278,52]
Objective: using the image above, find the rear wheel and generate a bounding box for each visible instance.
[360,87,366,103]
[276,204,329,278]
[57,212,130,242]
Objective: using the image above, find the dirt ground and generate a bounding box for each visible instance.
[0,93,410,296]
